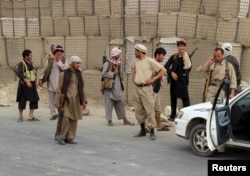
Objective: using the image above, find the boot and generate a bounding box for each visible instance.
[134,123,146,137]
[149,129,156,140]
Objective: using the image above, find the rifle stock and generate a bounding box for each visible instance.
[202,70,212,102]
[9,63,24,82]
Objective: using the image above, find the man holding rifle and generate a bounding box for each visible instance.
[197,48,237,102]
[164,39,192,122]
[55,56,87,145]
[16,49,40,122]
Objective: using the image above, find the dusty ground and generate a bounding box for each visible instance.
[1,81,249,176]
[0,81,109,122]
[0,80,174,127]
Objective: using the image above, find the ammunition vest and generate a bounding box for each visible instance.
[21,60,36,81]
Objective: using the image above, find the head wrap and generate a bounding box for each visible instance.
[177,38,187,46]
[221,43,232,57]
[111,47,122,57]
[70,56,81,64]
[135,44,147,53]
[53,45,64,54]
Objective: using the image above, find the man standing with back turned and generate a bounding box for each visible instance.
[131,44,166,140]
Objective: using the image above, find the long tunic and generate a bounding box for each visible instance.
[164,54,190,99]
[55,71,87,120]
[101,61,123,101]
[39,58,69,92]
[102,61,126,120]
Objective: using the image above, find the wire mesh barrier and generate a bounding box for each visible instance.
[65,36,87,70]
[0,0,250,105]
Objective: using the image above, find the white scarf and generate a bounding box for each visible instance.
[183,51,191,69]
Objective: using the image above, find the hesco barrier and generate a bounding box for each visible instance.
[0,0,250,107]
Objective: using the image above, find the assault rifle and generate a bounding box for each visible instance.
[100,50,108,81]
[55,94,65,141]
[202,70,212,102]
[189,47,199,59]
[187,47,199,72]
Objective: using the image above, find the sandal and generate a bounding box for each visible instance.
[108,121,113,126]
[123,121,135,126]
[17,117,23,122]
[157,126,170,131]
[50,114,58,120]
[28,117,40,121]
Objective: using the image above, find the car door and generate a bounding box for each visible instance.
[206,79,231,151]
[207,105,231,151]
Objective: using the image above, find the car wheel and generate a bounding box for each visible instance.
[189,124,214,157]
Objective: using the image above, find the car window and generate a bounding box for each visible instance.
[231,92,250,127]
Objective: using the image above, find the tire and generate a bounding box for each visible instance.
[189,124,214,157]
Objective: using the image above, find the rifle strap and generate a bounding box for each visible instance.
[225,61,229,79]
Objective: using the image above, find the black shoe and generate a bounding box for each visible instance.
[58,138,65,145]
[134,130,146,137]
[149,133,156,140]
[65,139,77,144]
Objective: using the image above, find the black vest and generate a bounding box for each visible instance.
[61,68,84,105]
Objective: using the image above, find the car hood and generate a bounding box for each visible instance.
[181,102,212,112]
[178,102,212,120]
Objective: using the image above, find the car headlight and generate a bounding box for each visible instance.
[176,111,184,119]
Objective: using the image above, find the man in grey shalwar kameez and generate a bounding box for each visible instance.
[101,47,134,126]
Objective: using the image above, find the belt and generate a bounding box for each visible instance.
[135,83,151,87]
[212,79,221,82]
[209,83,220,87]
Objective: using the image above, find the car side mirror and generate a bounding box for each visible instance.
[211,97,223,104]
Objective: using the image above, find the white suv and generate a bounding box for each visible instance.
[175,80,250,157]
